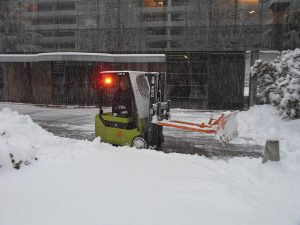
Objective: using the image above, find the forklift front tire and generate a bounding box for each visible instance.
[132,137,147,149]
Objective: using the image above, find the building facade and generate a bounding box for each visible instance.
[18,0,299,53]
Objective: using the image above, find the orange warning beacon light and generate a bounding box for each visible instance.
[104,76,112,85]
[100,74,115,88]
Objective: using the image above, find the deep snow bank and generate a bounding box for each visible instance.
[0,108,44,169]
[0,108,101,169]
[237,105,300,163]
[1,105,300,169]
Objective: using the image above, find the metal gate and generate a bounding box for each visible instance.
[166,52,208,109]
[166,51,245,110]
[208,52,245,110]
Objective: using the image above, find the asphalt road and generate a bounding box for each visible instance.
[0,103,264,158]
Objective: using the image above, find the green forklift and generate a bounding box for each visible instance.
[95,71,170,149]
[94,71,239,149]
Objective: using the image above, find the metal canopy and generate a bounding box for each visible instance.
[0,52,166,63]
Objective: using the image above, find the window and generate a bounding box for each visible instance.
[144,0,166,7]
[57,31,75,37]
[59,43,75,49]
[39,31,53,37]
[24,3,38,12]
[171,13,185,21]
[37,18,56,25]
[57,17,76,25]
[147,41,167,48]
[170,27,184,35]
[170,41,182,48]
[38,3,54,11]
[136,75,149,99]
[146,27,167,35]
[143,13,167,22]
[33,17,76,25]
[41,43,56,49]
[39,31,75,37]
[57,2,76,11]
[171,0,187,6]
[37,2,76,11]
[83,18,97,28]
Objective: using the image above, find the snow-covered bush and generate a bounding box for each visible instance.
[251,49,300,119]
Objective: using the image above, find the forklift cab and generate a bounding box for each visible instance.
[95,71,170,149]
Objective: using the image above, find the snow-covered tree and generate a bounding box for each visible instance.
[0,0,39,53]
[278,50,300,118]
[251,49,300,119]
[251,59,281,105]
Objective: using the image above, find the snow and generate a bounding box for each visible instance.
[237,105,300,164]
[1,105,300,225]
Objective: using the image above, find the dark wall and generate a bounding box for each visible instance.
[2,61,166,106]
[31,62,52,104]
[3,63,31,103]
[3,63,52,104]
[208,52,245,109]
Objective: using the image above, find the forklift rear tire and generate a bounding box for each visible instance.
[132,137,147,149]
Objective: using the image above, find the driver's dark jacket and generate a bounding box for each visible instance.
[112,88,132,116]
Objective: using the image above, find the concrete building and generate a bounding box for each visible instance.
[19,0,299,53]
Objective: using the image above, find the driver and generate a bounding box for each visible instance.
[112,76,132,117]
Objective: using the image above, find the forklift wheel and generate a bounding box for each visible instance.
[132,137,147,149]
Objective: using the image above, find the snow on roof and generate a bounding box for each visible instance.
[0,52,166,63]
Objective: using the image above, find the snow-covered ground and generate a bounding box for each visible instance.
[0,104,300,225]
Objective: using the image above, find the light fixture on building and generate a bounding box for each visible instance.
[249,10,256,14]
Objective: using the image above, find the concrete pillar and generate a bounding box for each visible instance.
[269,1,290,51]
[0,63,3,101]
[166,0,172,49]
[249,50,259,107]
[262,140,280,163]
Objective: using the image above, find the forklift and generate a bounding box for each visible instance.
[94,71,239,150]
[95,71,169,149]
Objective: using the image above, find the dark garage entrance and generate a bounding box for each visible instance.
[166,51,245,110]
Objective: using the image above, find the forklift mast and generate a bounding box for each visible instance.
[146,73,170,149]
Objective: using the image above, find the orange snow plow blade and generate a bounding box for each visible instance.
[157,111,239,143]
